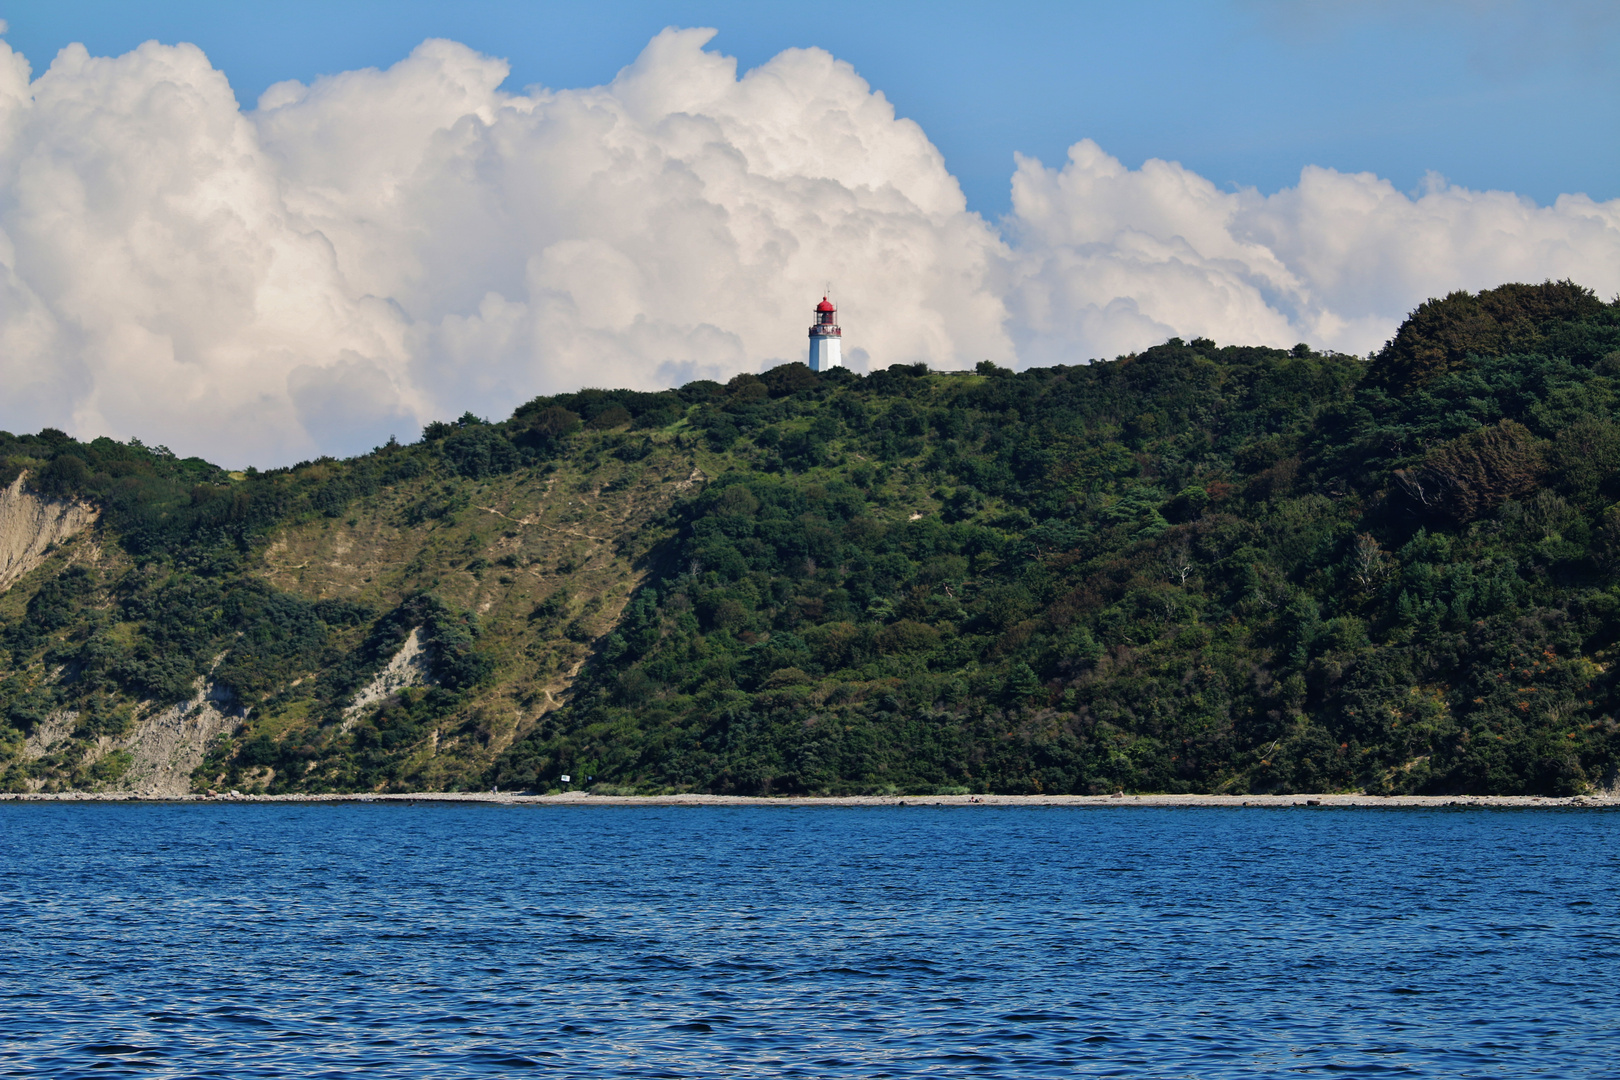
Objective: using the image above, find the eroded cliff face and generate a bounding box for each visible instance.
[1,439,693,795]
[0,475,98,594]
[20,681,248,798]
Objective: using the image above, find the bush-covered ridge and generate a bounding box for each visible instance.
[5,280,1620,795]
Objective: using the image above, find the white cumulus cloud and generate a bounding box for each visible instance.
[0,27,1616,466]
[1003,140,1620,364]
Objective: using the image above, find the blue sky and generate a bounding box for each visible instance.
[1,1,1616,463]
[3,0,1616,217]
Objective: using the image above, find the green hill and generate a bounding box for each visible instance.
[4,280,1619,797]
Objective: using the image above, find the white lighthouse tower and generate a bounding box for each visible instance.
[807,296,843,372]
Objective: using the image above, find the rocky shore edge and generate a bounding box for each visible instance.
[1,790,1616,808]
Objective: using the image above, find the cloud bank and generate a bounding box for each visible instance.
[0,28,1616,465]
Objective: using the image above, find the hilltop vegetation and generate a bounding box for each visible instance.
[4,280,1620,796]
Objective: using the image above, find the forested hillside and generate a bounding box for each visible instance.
[4,281,1619,796]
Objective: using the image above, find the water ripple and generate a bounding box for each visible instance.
[2,804,1618,1077]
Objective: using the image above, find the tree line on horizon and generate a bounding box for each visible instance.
[2,279,1618,797]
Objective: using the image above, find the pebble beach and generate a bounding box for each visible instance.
[3,790,1616,807]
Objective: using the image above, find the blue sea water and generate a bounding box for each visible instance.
[1,804,1617,1078]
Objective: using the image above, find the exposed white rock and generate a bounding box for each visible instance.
[0,473,99,593]
[18,679,247,799]
[119,683,246,798]
[21,711,78,759]
[1601,766,1620,798]
[343,628,432,728]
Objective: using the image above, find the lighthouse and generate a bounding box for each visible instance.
[807,296,842,372]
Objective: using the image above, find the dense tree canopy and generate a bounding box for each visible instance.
[5,281,1620,796]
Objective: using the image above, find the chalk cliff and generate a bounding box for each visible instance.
[0,474,98,594]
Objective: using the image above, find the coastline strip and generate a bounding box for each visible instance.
[1,791,1615,808]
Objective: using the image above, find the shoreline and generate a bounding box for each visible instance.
[1,790,1616,808]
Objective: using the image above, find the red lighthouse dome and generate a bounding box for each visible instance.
[810,296,840,334]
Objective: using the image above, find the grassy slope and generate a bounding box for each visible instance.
[4,281,1620,796]
[0,428,696,793]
